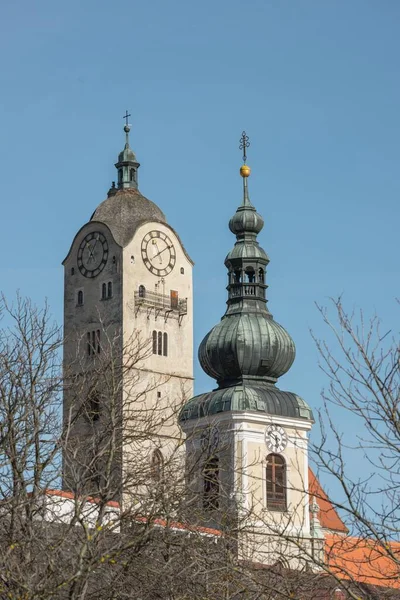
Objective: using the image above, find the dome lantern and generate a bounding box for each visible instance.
[113,111,140,191]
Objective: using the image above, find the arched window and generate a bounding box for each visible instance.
[180,267,184,274]
[107,281,112,298]
[77,290,83,306]
[139,285,146,298]
[163,332,168,356]
[87,332,91,356]
[203,456,219,510]
[118,168,123,183]
[152,330,157,354]
[258,268,264,283]
[102,283,107,300]
[266,454,286,511]
[157,331,162,355]
[96,330,101,354]
[245,268,255,283]
[130,168,135,182]
[150,449,164,483]
[87,391,100,422]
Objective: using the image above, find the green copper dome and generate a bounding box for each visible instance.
[180,141,313,424]
[199,312,295,386]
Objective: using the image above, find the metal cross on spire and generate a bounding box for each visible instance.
[123,110,131,127]
[239,131,250,164]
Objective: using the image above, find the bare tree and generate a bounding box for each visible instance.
[309,297,400,592]
[0,293,397,599]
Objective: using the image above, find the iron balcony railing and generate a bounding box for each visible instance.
[228,282,266,299]
[134,290,188,316]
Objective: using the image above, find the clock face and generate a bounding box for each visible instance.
[141,230,176,277]
[77,232,108,278]
[265,425,288,453]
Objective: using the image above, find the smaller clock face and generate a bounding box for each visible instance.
[141,230,176,277]
[265,425,288,453]
[77,232,108,278]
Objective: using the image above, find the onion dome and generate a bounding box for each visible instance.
[199,313,295,386]
[180,131,313,424]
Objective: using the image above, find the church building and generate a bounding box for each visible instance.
[59,119,395,587]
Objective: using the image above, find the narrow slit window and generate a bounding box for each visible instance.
[107,281,112,298]
[152,331,157,354]
[96,330,101,354]
[157,331,162,355]
[266,454,286,511]
[163,332,168,356]
[87,332,91,356]
[102,283,107,300]
[77,290,83,306]
[139,285,146,298]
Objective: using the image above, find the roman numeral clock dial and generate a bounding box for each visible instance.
[141,230,176,277]
[265,425,288,453]
[77,232,108,278]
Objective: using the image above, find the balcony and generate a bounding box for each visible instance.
[228,282,266,299]
[134,290,188,324]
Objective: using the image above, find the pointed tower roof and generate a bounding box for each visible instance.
[180,132,313,423]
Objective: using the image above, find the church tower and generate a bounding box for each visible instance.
[179,133,314,564]
[62,117,193,500]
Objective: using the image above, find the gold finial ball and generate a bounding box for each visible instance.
[240,164,251,178]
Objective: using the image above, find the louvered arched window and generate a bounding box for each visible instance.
[266,454,286,511]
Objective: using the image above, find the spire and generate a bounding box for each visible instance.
[226,131,267,311]
[114,110,140,191]
[180,131,314,424]
[239,130,252,206]
[195,130,296,387]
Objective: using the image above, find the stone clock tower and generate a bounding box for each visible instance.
[62,121,193,500]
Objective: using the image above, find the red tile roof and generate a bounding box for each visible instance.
[325,534,400,589]
[308,468,348,533]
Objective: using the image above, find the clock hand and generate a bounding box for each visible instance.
[153,245,172,260]
[91,234,100,252]
[86,243,95,262]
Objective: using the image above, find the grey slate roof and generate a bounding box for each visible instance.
[91,188,166,247]
[199,312,296,385]
[180,382,314,422]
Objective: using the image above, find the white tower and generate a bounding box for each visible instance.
[62,118,193,502]
[179,133,314,565]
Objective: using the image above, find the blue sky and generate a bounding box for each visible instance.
[1,0,399,496]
